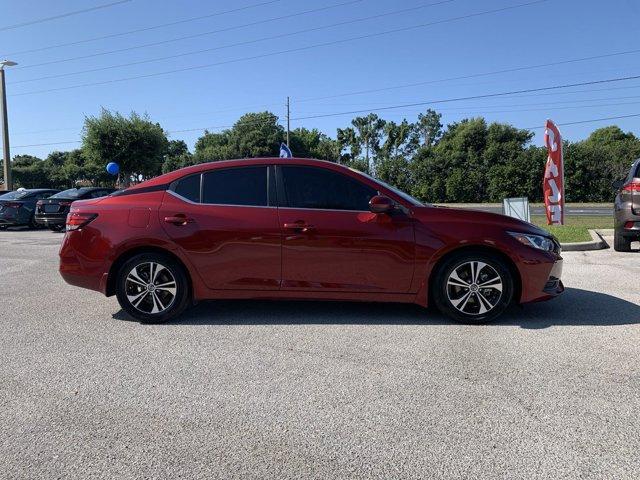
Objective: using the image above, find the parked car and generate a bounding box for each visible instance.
[0,189,60,229]
[613,158,640,251]
[35,187,116,231]
[59,158,563,324]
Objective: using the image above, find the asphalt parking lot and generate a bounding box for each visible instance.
[1,230,639,479]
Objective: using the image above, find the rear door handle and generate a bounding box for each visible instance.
[283,222,315,233]
[164,215,193,226]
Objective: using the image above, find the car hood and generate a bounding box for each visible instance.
[413,205,551,237]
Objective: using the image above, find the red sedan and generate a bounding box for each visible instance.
[59,158,563,324]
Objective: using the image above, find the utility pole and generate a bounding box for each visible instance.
[286,96,290,147]
[0,60,17,191]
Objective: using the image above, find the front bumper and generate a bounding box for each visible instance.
[519,252,564,304]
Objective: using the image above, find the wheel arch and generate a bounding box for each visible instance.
[426,244,522,307]
[106,245,193,298]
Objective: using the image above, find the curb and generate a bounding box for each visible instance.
[560,229,609,252]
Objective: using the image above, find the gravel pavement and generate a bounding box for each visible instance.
[1,230,638,479]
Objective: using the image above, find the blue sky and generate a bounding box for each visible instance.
[2,0,639,159]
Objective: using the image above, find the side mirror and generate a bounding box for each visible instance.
[612,179,624,190]
[369,195,394,214]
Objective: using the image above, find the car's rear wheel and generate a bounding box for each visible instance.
[115,253,190,323]
[614,229,632,252]
[49,224,65,232]
[432,252,514,324]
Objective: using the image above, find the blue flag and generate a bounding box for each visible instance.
[279,142,292,158]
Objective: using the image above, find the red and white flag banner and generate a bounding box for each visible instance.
[543,119,564,225]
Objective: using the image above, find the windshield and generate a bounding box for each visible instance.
[351,169,426,207]
[0,190,32,200]
[51,188,87,199]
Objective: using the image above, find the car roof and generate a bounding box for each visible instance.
[128,158,356,190]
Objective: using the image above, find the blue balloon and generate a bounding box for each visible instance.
[106,162,119,176]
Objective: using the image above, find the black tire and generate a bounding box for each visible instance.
[0,225,7,230]
[49,224,65,232]
[614,229,632,252]
[115,252,191,323]
[28,214,40,229]
[432,251,514,324]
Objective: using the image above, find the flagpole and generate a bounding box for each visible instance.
[286,96,290,147]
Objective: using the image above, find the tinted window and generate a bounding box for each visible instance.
[89,190,111,199]
[35,192,55,200]
[281,166,377,211]
[172,174,201,203]
[202,167,267,206]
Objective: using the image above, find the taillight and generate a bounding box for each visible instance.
[5,202,21,209]
[59,201,72,207]
[622,182,640,192]
[66,212,97,231]
[36,200,44,206]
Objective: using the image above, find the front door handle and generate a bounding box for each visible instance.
[164,214,193,226]
[284,222,315,233]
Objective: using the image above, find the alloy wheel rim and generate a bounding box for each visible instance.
[446,261,503,316]
[125,262,177,314]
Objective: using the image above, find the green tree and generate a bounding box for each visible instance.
[289,127,338,161]
[350,113,386,171]
[162,140,192,173]
[12,155,47,188]
[416,109,443,147]
[82,109,169,183]
[194,112,284,162]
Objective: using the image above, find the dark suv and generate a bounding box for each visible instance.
[613,158,640,251]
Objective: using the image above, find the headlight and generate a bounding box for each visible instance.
[508,231,556,252]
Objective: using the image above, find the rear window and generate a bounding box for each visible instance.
[0,191,21,200]
[51,188,84,199]
[202,167,267,206]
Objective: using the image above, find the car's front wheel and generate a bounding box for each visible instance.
[115,253,190,323]
[432,252,514,324]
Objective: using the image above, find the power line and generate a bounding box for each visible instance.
[291,74,640,121]
[523,113,640,130]
[9,0,549,97]
[0,0,284,56]
[0,0,132,32]
[12,77,640,140]
[15,0,368,71]
[296,48,640,103]
[12,111,640,150]
[12,0,454,84]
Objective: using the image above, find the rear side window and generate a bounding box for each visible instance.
[202,166,267,206]
[172,174,201,203]
[280,166,377,211]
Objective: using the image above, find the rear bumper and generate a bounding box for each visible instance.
[35,213,67,226]
[0,211,28,225]
[58,231,108,294]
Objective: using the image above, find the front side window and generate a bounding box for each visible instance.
[202,166,268,206]
[280,166,377,211]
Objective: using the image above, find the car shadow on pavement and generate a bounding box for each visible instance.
[113,287,640,329]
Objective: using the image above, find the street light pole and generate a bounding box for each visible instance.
[0,60,17,191]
